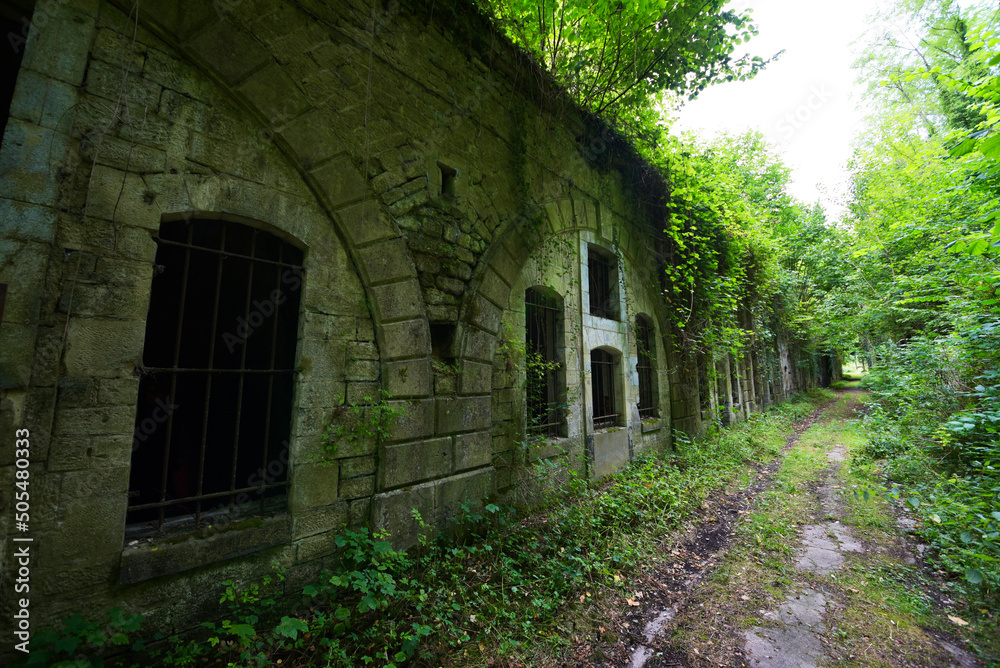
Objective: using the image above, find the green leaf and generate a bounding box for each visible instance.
[907,497,920,509]
[275,616,309,640]
[966,567,984,585]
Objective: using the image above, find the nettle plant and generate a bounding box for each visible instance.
[321,389,405,462]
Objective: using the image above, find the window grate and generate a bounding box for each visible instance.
[525,288,563,436]
[636,316,658,419]
[127,220,303,537]
[591,349,618,429]
[588,246,618,320]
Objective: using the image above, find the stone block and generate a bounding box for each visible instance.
[0,238,47,326]
[277,109,343,168]
[463,327,495,363]
[0,199,57,243]
[371,483,435,550]
[0,324,35,389]
[296,532,336,562]
[386,398,434,442]
[289,462,339,511]
[56,377,96,409]
[292,502,348,540]
[591,428,629,479]
[357,239,415,285]
[478,266,510,309]
[380,437,452,489]
[22,3,94,85]
[453,431,491,472]
[345,381,380,405]
[236,65,310,124]
[346,359,379,382]
[338,475,374,500]
[371,279,422,323]
[469,295,501,334]
[97,377,139,406]
[384,358,432,398]
[0,121,67,206]
[315,157,368,210]
[60,466,129,498]
[63,318,145,378]
[46,436,93,472]
[40,495,126,565]
[436,395,491,435]
[294,381,344,410]
[339,456,375,479]
[53,405,135,437]
[457,360,491,395]
[186,20,271,86]
[302,312,355,342]
[380,319,428,360]
[436,468,495,522]
[349,497,371,526]
[58,281,150,320]
[119,514,292,584]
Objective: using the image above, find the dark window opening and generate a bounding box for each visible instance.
[430,322,456,365]
[635,315,658,419]
[730,356,740,410]
[588,244,618,320]
[525,287,564,437]
[438,161,456,198]
[127,219,303,537]
[1,1,35,146]
[0,282,7,330]
[591,348,619,429]
[697,357,711,418]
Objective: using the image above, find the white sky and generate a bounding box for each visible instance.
[672,0,878,218]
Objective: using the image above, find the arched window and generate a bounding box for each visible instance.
[525,287,564,436]
[127,219,303,535]
[635,315,658,418]
[588,244,619,320]
[591,348,620,429]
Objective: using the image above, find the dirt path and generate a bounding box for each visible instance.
[577,390,981,668]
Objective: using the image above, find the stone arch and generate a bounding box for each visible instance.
[108,0,434,402]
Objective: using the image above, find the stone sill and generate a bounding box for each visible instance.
[120,514,291,584]
[640,419,662,433]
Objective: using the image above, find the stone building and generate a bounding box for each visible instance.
[0,0,818,638]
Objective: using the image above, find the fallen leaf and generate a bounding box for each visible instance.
[626,598,640,607]
[948,615,969,626]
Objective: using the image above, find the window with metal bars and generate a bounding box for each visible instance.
[588,244,619,320]
[127,219,303,537]
[525,287,564,437]
[697,356,711,419]
[635,315,658,419]
[591,348,619,429]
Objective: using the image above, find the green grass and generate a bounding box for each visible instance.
[664,391,985,667]
[19,391,835,668]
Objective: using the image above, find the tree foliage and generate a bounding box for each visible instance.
[479,0,770,122]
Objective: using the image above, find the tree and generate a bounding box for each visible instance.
[480,0,770,125]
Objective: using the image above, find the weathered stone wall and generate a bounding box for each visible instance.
[0,0,821,643]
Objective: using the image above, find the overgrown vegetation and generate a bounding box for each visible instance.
[823,0,1000,637]
[15,392,826,668]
